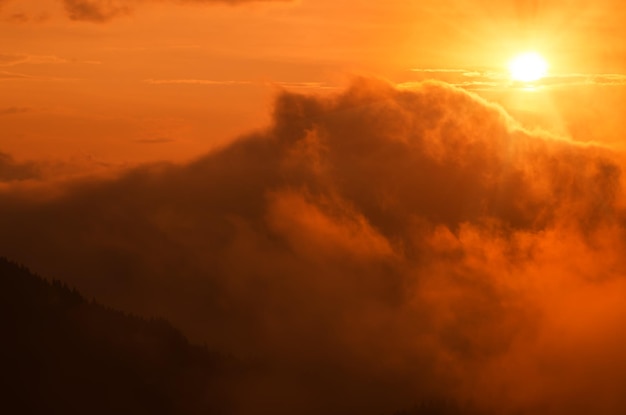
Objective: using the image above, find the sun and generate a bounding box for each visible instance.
[508,52,548,82]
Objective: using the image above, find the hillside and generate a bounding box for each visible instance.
[0,256,488,415]
[0,257,235,415]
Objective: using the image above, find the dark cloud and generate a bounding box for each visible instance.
[1,78,626,415]
[0,106,30,116]
[0,3,50,23]
[5,12,29,22]
[0,152,41,181]
[62,0,131,22]
[62,0,291,22]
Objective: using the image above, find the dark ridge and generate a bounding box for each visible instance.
[0,257,237,415]
[0,256,486,415]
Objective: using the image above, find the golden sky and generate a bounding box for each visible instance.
[2,0,626,168]
[3,3,626,414]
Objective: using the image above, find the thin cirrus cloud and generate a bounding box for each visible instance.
[407,68,626,90]
[144,78,334,90]
[144,78,256,86]
[0,70,32,80]
[0,69,75,81]
[0,53,68,66]
[1,78,626,415]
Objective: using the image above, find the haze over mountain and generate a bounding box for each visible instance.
[2,79,626,415]
[4,0,626,413]
[1,256,487,415]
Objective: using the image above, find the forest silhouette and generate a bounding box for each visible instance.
[0,257,238,414]
[1,256,483,415]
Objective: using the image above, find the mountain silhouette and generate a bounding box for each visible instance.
[0,257,238,415]
[0,256,487,415]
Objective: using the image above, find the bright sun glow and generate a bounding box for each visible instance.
[508,52,548,82]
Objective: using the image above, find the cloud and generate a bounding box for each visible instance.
[0,70,30,80]
[0,54,68,67]
[0,1,51,23]
[406,68,626,91]
[0,152,41,181]
[144,78,334,91]
[144,78,255,86]
[62,0,291,22]
[1,78,626,414]
[5,12,29,22]
[0,106,30,116]
[62,0,131,22]
[0,69,76,82]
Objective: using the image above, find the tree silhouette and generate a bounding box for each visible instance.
[0,257,236,415]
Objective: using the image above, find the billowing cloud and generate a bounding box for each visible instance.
[1,78,626,414]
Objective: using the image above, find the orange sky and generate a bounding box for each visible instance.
[4,2,626,414]
[2,0,626,170]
